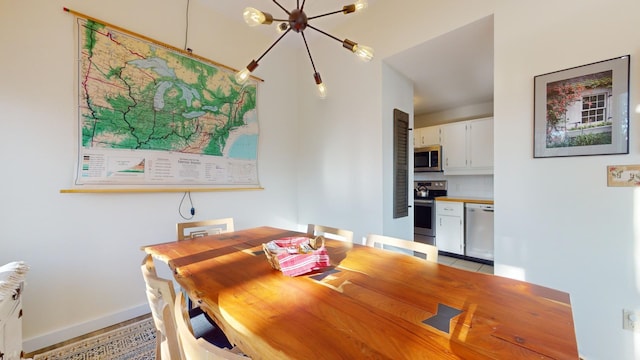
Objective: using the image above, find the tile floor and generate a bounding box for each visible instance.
[438,254,494,274]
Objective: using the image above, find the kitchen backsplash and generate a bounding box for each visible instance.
[414,173,494,198]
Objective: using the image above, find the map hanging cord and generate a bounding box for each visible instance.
[179,191,195,220]
[184,0,191,51]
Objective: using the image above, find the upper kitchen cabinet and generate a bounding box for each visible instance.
[414,126,441,148]
[441,117,493,175]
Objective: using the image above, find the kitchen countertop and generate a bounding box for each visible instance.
[435,196,494,205]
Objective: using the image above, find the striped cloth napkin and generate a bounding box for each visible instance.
[268,237,331,277]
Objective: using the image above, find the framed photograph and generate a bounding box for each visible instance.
[534,55,629,158]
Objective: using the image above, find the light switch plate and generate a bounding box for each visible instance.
[623,309,640,331]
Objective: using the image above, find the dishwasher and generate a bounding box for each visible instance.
[465,203,494,261]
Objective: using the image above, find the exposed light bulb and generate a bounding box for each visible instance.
[353,44,374,62]
[342,39,374,62]
[243,7,267,26]
[317,82,328,98]
[235,60,259,85]
[343,1,367,14]
[235,68,251,84]
[314,72,327,99]
[354,0,368,12]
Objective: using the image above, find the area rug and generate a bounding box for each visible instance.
[33,317,156,360]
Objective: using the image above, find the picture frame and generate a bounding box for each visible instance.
[534,55,630,158]
[607,165,640,187]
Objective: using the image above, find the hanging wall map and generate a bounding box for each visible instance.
[74,18,259,188]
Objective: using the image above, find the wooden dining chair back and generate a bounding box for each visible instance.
[307,224,354,243]
[177,218,234,241]
[366,234,439,263]
[140,255,182,360]
[174,292,249,359]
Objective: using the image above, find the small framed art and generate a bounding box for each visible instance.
[607,165,640,187]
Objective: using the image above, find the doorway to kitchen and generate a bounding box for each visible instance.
[384,15,495,263]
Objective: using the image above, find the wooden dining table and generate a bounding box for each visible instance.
[142,226,579,359]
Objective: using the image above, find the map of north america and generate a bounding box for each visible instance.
[79,19,257,159]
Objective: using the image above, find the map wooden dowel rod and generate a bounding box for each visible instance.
[62,7,263,82]
[60,187,264,194]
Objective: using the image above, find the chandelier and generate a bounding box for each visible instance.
[234,0,374,98]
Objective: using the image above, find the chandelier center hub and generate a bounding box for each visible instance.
[288,9,308,33]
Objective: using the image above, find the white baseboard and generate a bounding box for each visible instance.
[22,303,150,353]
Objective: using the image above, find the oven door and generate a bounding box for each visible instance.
[414,198,435,239]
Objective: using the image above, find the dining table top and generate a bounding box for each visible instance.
[141,226,579,359]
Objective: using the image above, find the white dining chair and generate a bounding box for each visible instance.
[0,261,29,360]
[366,234,438,263]
[177,218,235,241]
[141,255,182,360]
[142,255,237,359]
[177,218,234,309]
[307,224,354,243]
[174,291,249,359]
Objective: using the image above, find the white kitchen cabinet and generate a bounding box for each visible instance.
[413,128,423,148]
[414,125,441,148]
[441,117,493,175]
[435,200,464,255]
[468,118,493,170]
[440,122,467,169]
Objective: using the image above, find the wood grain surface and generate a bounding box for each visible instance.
[142,227,578,359]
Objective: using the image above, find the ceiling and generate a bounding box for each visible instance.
[200,1,493,116]
[198,0,374,43]
[385,15,494,116]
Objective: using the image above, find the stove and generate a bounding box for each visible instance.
[414,181,447,245]
[414,181,448,200]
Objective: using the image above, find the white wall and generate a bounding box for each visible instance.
[3,0,640,358]
[298,0,640,359]
[494,1,640,359]
[0,0,300,351]
[293,0,499,245]
[294,22,384,244]
[381,63,414,240]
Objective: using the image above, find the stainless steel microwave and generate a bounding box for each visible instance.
[414,145,442,172]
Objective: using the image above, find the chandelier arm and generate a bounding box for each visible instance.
[300,32,318,74]
[256,28,292,62]
[307,9,346,21]
[272,0,290,15]
[306,24,342,43]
